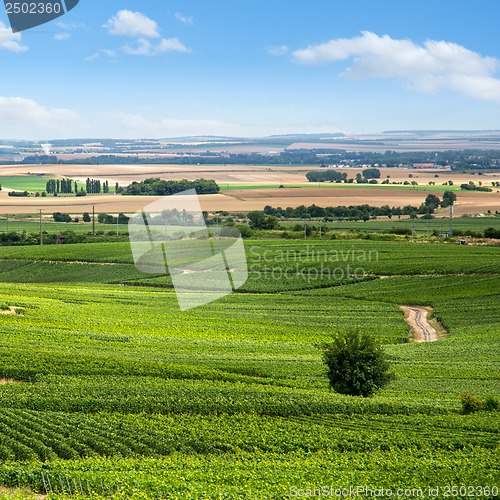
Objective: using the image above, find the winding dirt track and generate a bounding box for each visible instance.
[400,306,439,342]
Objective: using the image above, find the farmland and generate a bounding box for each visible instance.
[0,164,499,215]
[0,235,498,498]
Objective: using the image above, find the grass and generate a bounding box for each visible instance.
[0,218,128,235]
[0,176,52,193]
[0,239,497,497]
[287,216,500,235]
[0,175,105,193]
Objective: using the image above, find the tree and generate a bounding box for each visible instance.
[322,330,394,397]
[425,194,440,207]
[247,211,278,230]
[441,190,456,208]
[82,212,91,222]
[52,212,72,223]
[424,194,440,213]
[484,227,500,239]
[362,168,380,179]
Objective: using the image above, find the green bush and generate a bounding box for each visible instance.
[322,330,394,397]
[483,395,499,411]
[460,392,483,414]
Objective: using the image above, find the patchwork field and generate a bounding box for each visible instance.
[0,186,499,216]
[0,237,498,498]
[0,165,499,219]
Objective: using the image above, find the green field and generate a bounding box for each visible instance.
[0,238,498,498]
[0,214,498,240]
[0,217,128,235]
[0,176,53,193]
[0,176,104,194]
[290,216,500,236]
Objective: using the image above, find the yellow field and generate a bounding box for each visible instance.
[2,163,499,186]
[0,164,498,215]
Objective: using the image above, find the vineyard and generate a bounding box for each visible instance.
[0,238,498,498]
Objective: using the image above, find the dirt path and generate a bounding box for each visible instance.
[400,306,440,342]
[0,306,23,316]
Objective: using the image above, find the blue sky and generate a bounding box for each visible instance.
[0,0,500,139]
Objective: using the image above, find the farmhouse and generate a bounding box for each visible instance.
[411,163,444,169]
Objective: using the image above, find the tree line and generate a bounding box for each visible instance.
[255,193,455,224]
[306,168,381,183]
[46,179,78,194]
[125,178,220,196]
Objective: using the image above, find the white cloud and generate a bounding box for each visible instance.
[292,31,500,103]
[123,38,190,56]
[175,13,193,25]
[0,21,28,53]
[0,97,83,134]
[107,112,240,137]
[85,52,100,62]
[85,49,119,62]
[268,45,289,56]
[54,21,87,42]
[56,21,88,30]
[103,10,160,38]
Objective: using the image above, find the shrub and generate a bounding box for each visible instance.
[484,227,500,239]
[483,396,499,411]
[460,392,483,414]
[235,224,252,239]
[322,330,394,397]
[53,212,72,223]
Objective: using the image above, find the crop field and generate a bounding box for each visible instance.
[0,177,52,193]
[0,166,499,216]
[0,218,128,235]
[0,237,498,498]
[0,215,499,239]
[289,216,500,235]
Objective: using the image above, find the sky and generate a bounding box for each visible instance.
[0,0,500,140]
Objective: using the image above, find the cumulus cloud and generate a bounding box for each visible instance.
[103,10,160,38]
[107,112,240,137]
[0,97,82,133]
[0,21,28,53]
[268,45,289,56]
[123,38,190,56]
[292,31,500,103]
[54,33,70,41]
[175,13,193,25]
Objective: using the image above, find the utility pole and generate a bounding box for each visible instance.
[92,205,95,236]
[39,209,43,245]
[411,220,414,242]
[319,220,322,239]
[6,214,8,232]
[19,214,22,233]
[116,216,119,236]
[427,221,430,243]
[304,221,307,240]
[449,205,453,238]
